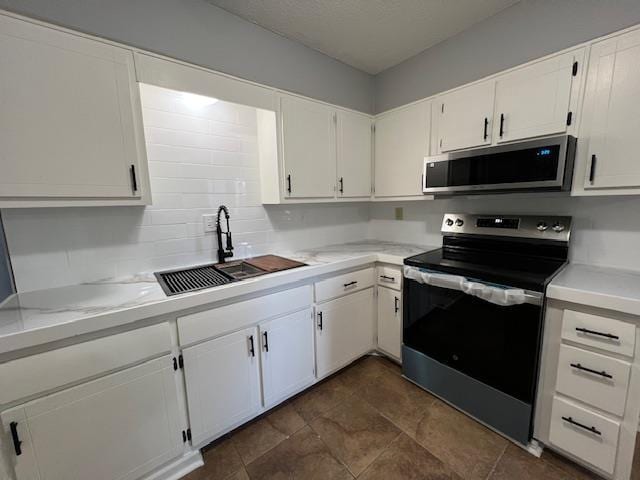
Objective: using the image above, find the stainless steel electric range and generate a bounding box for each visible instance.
[402,213,571,446]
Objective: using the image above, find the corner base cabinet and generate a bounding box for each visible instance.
[1,356,182,480]
[316,288,375,378]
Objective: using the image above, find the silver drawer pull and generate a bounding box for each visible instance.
[343,281,358,288]
[379,275,396,282]
[575,327,619,340]
[570,362,613,379]
[561,416,602,436]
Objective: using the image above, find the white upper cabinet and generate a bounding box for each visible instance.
[1,356,182,480]
[437,81,495,153]
[280,94,337,198]
[374,100,430,198]
[0,14,149,206]
[260,308,315,408]
[580,29,640,191]
[337,110,372,198]
[493,51,581,144]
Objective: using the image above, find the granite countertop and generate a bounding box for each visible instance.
[0,240,432,355]
[547,263,640,317]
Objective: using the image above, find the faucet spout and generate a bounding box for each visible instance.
[216,205,234,263]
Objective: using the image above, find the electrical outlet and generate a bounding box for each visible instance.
[202,214,216,233]
[395,207,404,220]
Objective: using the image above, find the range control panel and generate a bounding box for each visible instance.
[441,213,572,242]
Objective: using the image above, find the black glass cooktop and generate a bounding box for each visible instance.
[404,236,568,292]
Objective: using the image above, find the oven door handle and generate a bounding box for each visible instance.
[403,266,542,306]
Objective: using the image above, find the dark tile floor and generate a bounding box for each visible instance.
[184,355,624,480]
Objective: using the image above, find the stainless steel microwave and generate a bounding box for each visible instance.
[422,135,576,195]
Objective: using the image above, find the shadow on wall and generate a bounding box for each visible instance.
[0,213,15,302]
[368,194,640,271]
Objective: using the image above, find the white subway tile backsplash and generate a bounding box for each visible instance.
[3,84,369,292]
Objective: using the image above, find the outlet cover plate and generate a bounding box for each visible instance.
[202,214,216,233]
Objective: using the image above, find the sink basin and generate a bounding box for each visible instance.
[155,256,304,296]
[215,261,266,280]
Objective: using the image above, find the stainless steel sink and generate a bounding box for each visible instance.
[215,261,266,280]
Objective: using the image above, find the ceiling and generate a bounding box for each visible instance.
[207,0,520,74]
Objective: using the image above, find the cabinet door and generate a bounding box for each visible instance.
[337,110,372,198]
[0,15,146,200]
[260,308,315,408]
[581,30,640,189]
[374,101,430,197]
[1,356,182,480]
[437,81,495,152]
[182,327,261,445]
[280,94,336,198]
[377,287,401,360]
[316,288,375,378]
[494,51,578,143]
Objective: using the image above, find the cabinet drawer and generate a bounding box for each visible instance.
[377,265,401,291]
[178,285,312,346]
[0,323,172,405]
[562,309,635,358]
[549,396,620,475]
[556,344,630,416]
[315,268,374,303]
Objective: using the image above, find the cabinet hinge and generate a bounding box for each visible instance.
[572,61,578,77]
[178,354,184,369]
[566,111,573,126]
[182,429,192,443]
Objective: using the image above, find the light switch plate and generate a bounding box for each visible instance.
[202,214,216,233]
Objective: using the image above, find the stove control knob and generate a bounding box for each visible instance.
[445,218,454,227]
[455,219,464,227]
[552,222,565,233]
[536,222,548,232]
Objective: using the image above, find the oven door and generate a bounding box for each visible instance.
[403,274,543,403]
[402,272,543,443]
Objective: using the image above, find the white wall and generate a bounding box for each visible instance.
[369,195,640,271]
[2,85,369,292]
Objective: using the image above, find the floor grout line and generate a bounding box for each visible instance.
[485,442,509,480]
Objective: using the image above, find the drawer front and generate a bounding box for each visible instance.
[178,285,312,346]
[549,396,620,475]
[315,268,374,303]
[0,323,172,405]
[377,265,401,291]
[556,344,630,416]
[562,309,635,358]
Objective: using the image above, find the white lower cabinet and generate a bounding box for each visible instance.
[182,326,261,446]
[549,396,620,475]
[377,286,402,360]
[1,355,182,480]
[260,308,315,408]
[316,288,375,378]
